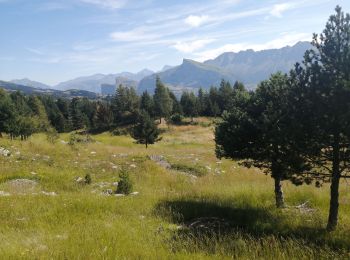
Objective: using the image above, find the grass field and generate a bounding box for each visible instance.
[1,118,350,259]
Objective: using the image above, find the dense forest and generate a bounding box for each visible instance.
[0,76,248,138]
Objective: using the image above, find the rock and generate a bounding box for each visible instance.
[75,177,84,183]
[41,191,57,196]
[130,191,139,196]
[130,164,137,168]
[103,189,113,195]
[0,147,11,157]
[115,193,125,197]
[31,172,38,175]
[205,166,212,171]
[0,191,10,196]
[149,155,171,169]
[90,151,96,155]
[60,140,68,144]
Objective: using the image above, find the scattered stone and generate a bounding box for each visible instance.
[149,155,171,169]
[7,179,38,189]
[60,140,68,144]
[130,164,137,168]
[115,193,125,197]
[75,177,84,183]
[130,191,139,196]
[0,147,11,157]
[90,151,97,155]
[205,166,212,171]
[41,191,57,196]
[0,191,10,196]
[103,189,113,195]
[31,172,38,175]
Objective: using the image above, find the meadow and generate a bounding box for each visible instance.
[0,118,350,259]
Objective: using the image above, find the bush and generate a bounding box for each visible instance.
[116,170,133,195]
[170,113,184,125]
[68,132,94,145]
[111,128,129,136]
[46,127,59,144]
[84,173,92,185]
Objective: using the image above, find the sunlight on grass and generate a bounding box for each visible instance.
[0,122,350,258]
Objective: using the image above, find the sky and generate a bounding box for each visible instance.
[0,0,349,86]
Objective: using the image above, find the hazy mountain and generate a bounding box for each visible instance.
[205,41,312,88]
[138,41,312,93]
[0,80,98,99]
[138,59,234,95]
[10,78,51,89]
[55,69,154,93]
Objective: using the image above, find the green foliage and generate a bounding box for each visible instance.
[46,127,59,144]
[288,6,350,231]
[84,173,92,185]
[153,76,173,122]
[112,84,139,125]
[169,113,184,125]
[131,111,161,148]
[180,91,198,121]
[116,170,133,195]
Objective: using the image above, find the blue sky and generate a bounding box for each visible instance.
[0,0,349,85]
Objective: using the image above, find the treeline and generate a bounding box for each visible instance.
[215,6,350,232]
[0,76,249,137]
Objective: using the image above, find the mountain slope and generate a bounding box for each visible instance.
[55,69,154,93]
[138,41,311,93]
[10,78,51,89]
[205,41,311,88]
[138,59,233,94]
[0,80,98,99]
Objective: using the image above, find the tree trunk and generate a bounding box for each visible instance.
[327,135,341,232]
[274,177,285,208]
[145,141,148,149]
[159,117,162,124]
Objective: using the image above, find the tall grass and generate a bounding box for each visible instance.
[0,120,349,259]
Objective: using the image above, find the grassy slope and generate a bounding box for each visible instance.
[0,119,350,259]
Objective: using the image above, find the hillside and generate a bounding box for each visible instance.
[138,59,234,94]
[54,69,154,93]
[10,78,51,89]
[0,80,98,99]
[138,42,311,93]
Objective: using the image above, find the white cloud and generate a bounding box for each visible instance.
[184,15,210,27]
[194,32,310,61]
[270,3,294,18]
[173,39,215,53]
[79,0,127,9]
[110,28,160,42]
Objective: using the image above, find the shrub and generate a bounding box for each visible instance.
[46,127,59,144]
[84,173,92,185]
[116,170,133,195]
[170,113,184,125]
[111,128,129,136]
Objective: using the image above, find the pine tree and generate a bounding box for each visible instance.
[131,111,161,148]
[140,91,154,116]
[215,73,310,208]
[153,76,172,123]
[290,6,350,231]
[180,91,198,122]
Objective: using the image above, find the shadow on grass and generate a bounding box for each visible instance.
[154,197,349,254]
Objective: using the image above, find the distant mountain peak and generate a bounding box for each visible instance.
[10,78,51,89]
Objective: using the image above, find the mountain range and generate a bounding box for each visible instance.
[4,41,312,96]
